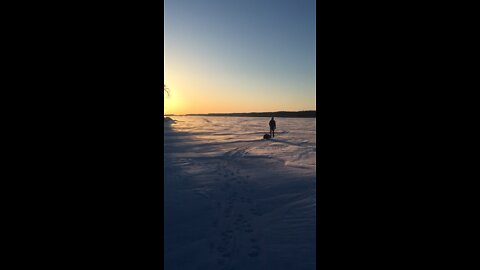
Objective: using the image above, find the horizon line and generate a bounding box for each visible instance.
[165,110,316,115]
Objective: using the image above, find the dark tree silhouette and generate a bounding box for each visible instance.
[164,84,169,96]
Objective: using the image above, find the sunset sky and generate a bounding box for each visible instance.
[164,0,316,115]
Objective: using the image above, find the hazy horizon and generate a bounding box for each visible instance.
[165,0,316,115]
[164,109,315,115]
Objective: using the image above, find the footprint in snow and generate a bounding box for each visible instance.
[249,208,263,216]
[248,251,259,257]
[220,239,230,247]
[248,244,261,257]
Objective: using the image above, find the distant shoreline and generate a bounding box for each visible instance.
[165,111,316,118]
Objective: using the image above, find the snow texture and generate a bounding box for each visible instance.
[164,116,316,270]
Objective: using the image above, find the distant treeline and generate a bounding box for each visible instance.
[185,111,316,118]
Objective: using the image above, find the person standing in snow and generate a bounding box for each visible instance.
[269,117,276,138]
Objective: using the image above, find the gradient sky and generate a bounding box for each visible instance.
[164,0,316,115]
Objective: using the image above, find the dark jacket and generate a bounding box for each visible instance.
[269,119,276,130]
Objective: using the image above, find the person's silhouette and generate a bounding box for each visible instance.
[269,117,276,138]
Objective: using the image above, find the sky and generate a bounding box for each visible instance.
[164,0,316,115]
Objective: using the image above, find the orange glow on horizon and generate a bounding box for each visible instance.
[164,86,315,115]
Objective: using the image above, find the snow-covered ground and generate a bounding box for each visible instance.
[164,116,316,270]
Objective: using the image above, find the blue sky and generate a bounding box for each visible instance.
[164,0,316,114]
